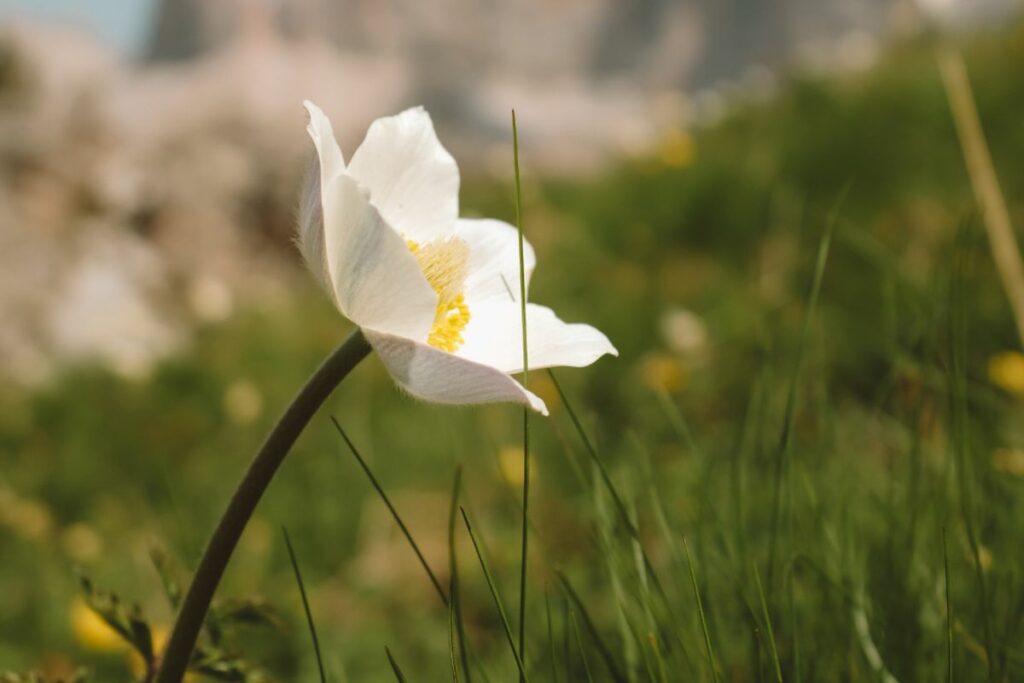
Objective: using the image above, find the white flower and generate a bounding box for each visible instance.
[298,101,617,415]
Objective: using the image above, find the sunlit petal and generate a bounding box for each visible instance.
[348,107,460,244]
[296,155,331,293]
[321,173,436,340]
[364,329,548,414]
[299,100,347,294]
[457,302,617,375]
[455,218,536,308]
[304,100,345,184]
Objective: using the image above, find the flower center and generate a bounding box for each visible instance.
[407,238,471,352]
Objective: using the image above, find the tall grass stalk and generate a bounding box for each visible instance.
[553,373,688,669]
[557,572,627,683]
[281,527,327,683]
[768,217,834,583]
[787,567,801,683]
[753,562,783,683]
[385,647,408,683]
[592,465,638,678]
[545,590,559,683]
[448,466,471,683]
[683,537,719,683]
[511,108,532,683]
[460,507,531,682]
[570,610,596,683]
[948,242,996,681]
[944,526,954,682]
[547,370,637,536]
[937,45,1024,348]
[331,417,448,606]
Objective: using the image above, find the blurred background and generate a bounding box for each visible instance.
[3,0,1024,680]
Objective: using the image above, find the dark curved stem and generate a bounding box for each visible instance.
[156,330,372,683]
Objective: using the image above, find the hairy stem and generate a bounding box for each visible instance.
[156,329,372,683]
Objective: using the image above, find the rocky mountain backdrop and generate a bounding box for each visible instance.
[0,0,1019,385]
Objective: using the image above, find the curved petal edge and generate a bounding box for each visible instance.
[364,328,549,415]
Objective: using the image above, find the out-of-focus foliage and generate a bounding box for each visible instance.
[3,21,1024,682]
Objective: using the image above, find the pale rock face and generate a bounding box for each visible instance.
[1,0,1021,385]
[0,25,295,384]
[915,0,1021,27]
[48,229,184,381]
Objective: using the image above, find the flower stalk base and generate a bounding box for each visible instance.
[155,329,372,683]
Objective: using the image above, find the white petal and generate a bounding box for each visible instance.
[296,154,331,293]
[457,303,617,375]
[348,107,460,243]
[363,328,548,415]
[321,172,437,340]
[455,218,536,308]
[304,100,345,184]
[299,101,347,294]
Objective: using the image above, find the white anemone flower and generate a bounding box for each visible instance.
[298,101,617,415]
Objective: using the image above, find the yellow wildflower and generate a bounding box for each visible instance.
[992,448,1024,477]
[70,598,124,653]
[988,351,1024,395]
[658,128,695,169]
[498,446,536,488]
[640,353,687,394]
[223,378,263,425]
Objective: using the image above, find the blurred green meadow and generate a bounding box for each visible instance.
[6,22,1024,682]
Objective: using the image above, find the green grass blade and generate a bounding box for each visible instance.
[448,584,460,683]
[331,417,448,607]
[630,435,696,675]
[683,537,719,683]
[547,370,637,538]
[655,390,700,455]
[281,526,327,683]
[556,572,628,683]
[768,208,836,582]
[753,562,783,683]
[385,646,409,683]
[448,466,471,683]
[570,610,596,683]
[546,590,559,683]
[511,107,532,683]
[615,588,660,683]
[590,462,637,678]
[787,562,802,683]
[460,507,530,682]
[554,374,688,667]
[944,526,954,683]
[948,230,996,681]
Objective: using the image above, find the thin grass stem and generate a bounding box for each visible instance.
[448,466,471,683]
[281,526,327,683]
[460,507,531,682]
[330,417,448,607]
[683,537,719,683]
[547,371,637,537]
[948,243,996,681]
[768,212,836,583]
[944,526,954,683]
[545,590,558,683]
[937,45,1024,349]
[753,562,783,683]
[511,108,532,683]
[556,572,628,683]
[570,611,596,683]
[385,647,408,683]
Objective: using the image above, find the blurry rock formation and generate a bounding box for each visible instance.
[0,0,1020,384]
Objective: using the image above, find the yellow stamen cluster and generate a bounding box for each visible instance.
[407,238,472,352]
